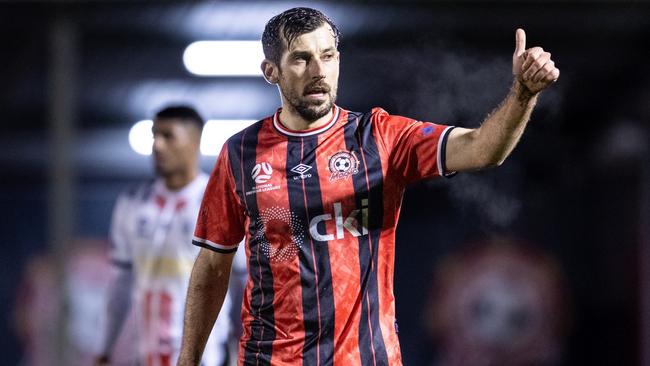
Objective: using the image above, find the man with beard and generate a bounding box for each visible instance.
[95,106,241,366]
[178,7,559,366]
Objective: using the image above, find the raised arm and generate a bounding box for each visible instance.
[445,28,560,172]
[177,248,235,366]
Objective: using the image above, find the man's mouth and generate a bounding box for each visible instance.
[154,154,166,164]
[304,84,330,97]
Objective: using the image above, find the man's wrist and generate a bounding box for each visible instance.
[511,79,538,104]
[177,350,202,366]
[95,354,110,365]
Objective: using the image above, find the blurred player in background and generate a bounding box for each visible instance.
[178,6,559,366]
[95,106,244,366]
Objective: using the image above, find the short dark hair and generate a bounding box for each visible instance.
[262,7,340,66]
[154,105,204,132]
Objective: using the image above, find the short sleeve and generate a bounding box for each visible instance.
[373,108,455,184]
[192,144,246,253]
[109,193,133,269]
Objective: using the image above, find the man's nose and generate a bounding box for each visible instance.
[152,136,164,152]
[308,58,325,78]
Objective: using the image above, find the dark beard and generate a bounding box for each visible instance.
[280,77,337,122]
[293,98,333,122]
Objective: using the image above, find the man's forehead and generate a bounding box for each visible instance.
[154,118,179,126]
[285,24,337,53]
[153,118,185,130]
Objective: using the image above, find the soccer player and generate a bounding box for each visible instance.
[177,7,560,366]
[95,106,241,366]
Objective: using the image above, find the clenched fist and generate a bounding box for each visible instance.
[512,29,560,94]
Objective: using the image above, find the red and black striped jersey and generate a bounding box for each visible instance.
[193,105,455,366]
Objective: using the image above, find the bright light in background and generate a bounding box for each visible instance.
[201,120,257,155]
[129,120,153,155]
[183,41,264,76]
[128,119,257,156]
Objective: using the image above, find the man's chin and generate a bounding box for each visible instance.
[154,165,170,177]
[296,101,333,122]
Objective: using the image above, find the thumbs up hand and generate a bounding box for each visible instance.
[512,28,559,94]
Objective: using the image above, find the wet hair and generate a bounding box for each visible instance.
[154,105,204,132]
[262,7,340,66]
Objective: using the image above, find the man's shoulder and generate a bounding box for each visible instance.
[368,107,390,119]
[343,106,389,119]
[341,107,391,129]
[225,117,269,147]
[118,179,156,203]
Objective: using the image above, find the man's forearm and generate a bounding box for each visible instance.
[97,267,133,362]
[446,81,538,172]
[476,80,538,166]
[178,249,233,366]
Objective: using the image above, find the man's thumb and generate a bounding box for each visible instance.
[514,28,526,57]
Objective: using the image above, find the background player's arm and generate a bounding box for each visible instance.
[178,248,235,366]
[95,191,134,366]
[95,266,133,365]
[445,28,559,172]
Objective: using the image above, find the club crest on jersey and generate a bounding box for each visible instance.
[328,150,359,181]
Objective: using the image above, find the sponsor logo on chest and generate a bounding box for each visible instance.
[254,200,370,262]
[309,199,369,241]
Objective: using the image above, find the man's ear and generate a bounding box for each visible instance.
[261,60,279,84]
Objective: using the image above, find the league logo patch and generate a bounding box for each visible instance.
[246,161,281,196]
[251,162,272,184]
[328,150,360,181]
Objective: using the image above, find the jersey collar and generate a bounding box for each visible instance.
[273,105,340,137]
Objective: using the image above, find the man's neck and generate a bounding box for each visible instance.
[163,167,198,191]
[278,105,334,131]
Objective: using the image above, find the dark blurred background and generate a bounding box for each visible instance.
[1,1,649,365]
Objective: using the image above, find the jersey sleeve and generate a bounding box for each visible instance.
[372,107,456,185]
[192,143,246,253]
[109,192,133,269]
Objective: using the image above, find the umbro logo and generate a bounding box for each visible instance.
[291,163,312,180]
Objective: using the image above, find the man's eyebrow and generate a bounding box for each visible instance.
[288,50,312,59]
[288,47,337,58]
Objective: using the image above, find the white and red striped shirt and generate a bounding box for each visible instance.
[109,173,238,366]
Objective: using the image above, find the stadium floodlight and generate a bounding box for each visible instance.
[129,120,154,155]
[128,119,257,156]
[183,41,264,76]
[200,120,257,155]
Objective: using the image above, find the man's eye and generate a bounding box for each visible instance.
[155,132,172,140]
[323,54,334,60]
